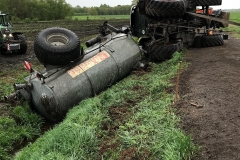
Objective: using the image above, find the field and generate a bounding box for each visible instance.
[223,10,240,37]
[72,15,130,20]
[229,11,240,23]
[1,11,240,160]
[13,19,130,41]
[0,19,197,159]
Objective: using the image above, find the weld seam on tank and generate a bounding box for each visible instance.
[104,48,120,82]
[97,35,129,82]
[78,66,96,96]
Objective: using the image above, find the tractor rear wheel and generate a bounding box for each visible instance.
[14,34,27,54]
[201,35,224,47]
[196,0,222,6]
[145,0,187,18]
[34,28,82,66]
[144,41,178,62]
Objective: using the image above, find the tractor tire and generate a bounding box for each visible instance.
[196,0,222,6]
[192,36,202,48]
[144,41,178,62]
[145,0,187,18]
[201,35,224,47]
[34,28,81,66]
[14,34,27,54]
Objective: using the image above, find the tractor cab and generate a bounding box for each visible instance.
[0,11,27,55]
[0,12,12,28]
[0,12,13,40]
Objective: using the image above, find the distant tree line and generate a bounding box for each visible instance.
[0,0,135,21]
[0,0,74,21]
[73,4,132,16]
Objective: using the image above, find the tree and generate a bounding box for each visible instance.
[0,0,74,21]
[89,8,98,16]
[72,4,131,16]
[131,0,138,5]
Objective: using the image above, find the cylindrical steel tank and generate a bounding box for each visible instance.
[24,33,141,122]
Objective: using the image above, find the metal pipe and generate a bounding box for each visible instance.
[106,23,120,33]
[86,36,101,48]
[14,83,27,90]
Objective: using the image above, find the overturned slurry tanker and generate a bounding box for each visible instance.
[7,22,141,122]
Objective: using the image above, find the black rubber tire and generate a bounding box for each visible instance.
[192,36,202,48]
[145,0,187,18]
[14,34,27,54]
[34,28,81,66]
[196,0,222,6]
[144,41,178,62]
[201,35,224,47]
[0,49,7,55]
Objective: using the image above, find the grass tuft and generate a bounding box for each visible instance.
[0,103,42,160]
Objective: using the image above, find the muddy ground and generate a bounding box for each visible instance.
[1,32,240,159]
[0,40,36,70]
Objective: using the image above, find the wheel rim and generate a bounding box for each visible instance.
[47,33,70,46]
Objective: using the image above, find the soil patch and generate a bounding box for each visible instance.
[175,33,240,160]
[0,40,37,71]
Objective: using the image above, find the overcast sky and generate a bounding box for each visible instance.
[65,0,239,9]
[65,0,131,7]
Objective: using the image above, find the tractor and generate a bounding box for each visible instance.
[130,0,232,62]
[0,11,27,55]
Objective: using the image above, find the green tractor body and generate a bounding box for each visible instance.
[0,12,27,54]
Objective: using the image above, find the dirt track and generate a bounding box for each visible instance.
[176,33,240,160]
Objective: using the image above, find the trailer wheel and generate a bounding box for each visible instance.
[34,28,81,66]
[144,42,178,62]
[196,0,222,6]
[145,0,187,18]
[201,35,224,48]
[14,34,27,54]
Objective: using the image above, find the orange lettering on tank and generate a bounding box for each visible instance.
[68,51,110,78]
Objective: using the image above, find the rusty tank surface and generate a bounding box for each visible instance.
[7,23,141,122]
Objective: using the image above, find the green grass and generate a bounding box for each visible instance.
[0,65,27,101]
[14,52,198,160]
[222,11,240,38]
[229,11,240,23]
[72,15,130,20]
[0,62,44,160]
[0,103,43,160]
[0,62,43,101]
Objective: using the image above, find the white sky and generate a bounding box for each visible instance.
[65,0,240,9]
[65,0,131,7]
